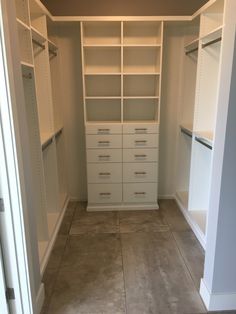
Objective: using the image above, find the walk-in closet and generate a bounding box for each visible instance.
[1,0,236,312]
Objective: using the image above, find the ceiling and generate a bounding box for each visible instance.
[41,0,209,16]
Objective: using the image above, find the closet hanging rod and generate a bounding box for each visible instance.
[42,138,53,151]
[180,127,192,138]
[185,47,198,55]
[55,128,63,139]
[49,49,57,57]
[195,137,212,150]
[22,73,32,79]
[32,39,45,50]
[202,37,222,49]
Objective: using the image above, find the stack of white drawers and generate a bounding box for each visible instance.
[86,123,159,210]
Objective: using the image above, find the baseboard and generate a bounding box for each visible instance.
[87,203,159,212]
[175,194,206,249]
[200,279,236,311]
[158,195,175,200]
[36,283,45,314]
[40,195,69,275]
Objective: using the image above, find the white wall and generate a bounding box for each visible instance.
[58,23,87,200]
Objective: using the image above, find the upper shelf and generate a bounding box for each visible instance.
[185,38,199,55]
[200,26,222,48]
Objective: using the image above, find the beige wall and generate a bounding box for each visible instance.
[41,0,208,16]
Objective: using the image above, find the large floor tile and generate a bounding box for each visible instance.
[60,234,122,272]
[173,230,204,289]
[46,235,68,270]
[70,211,119,234]
[119,210,169,233]
[159,199,191,231]
[48,271,126,314]
[121,232,206,314]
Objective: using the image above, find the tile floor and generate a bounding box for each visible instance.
[40,200,236,314]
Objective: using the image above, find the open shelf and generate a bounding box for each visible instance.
[123,98,159,122]
[86,99,121,122]
[17,19,33,65]
[185,38,199,55]
[123,21,162,45]
[200,0,224,38]
[201,26,222,47]
[29,0,48,38]
[40,132,54,147]
[123,46,161,74]
[124,75,159,97]
[15,0,30,26]
[84,47,121,74]
[83,21,121,45]
[85,75,121,97]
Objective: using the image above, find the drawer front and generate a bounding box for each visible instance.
[86,135,122,149]
[86,123,122,135]
[123,163,157,183]
[123,123,159,134]
[88,184,122,204]
[123,148,158,163]
[87,163,122,183]
[87,149,122,163]
[123,183,157,203]
[123,134,158,148]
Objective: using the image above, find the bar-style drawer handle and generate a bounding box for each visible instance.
[135,154,147,158]
[134,192,146,195]
[98,128,110,132]
[98,155,110,158]
[134,172,147,175]
[99,192,111,196]
[98,141,110,144]
[135,128,147,132]
[99,172,111,176]
[135,140,147,143]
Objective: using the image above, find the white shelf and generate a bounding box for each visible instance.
[48,39,58,51]
[123,44,161,47]
[185,38,199,54]
[83,44,121,47]
[201,26,223,46]
[17,18,31,31]
[85,96,121,100]
[84,72,121,76]
[21,61,34,68]
[123,72,160,76]
[123,96,159,99]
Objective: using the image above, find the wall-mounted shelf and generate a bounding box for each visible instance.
[185,38,199,55]
[201,26,222,48]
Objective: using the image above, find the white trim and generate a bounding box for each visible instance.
[175,194,206,249]
[40,196,69,274]
[52,16,192,22]
[200,279,236,311]
[87,203,159,211]
[36,283,45,314]
[192,0,219,20]
[158,195,175,200]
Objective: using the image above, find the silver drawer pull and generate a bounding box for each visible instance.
[98,155,110,158]
[135,154,147,158]
[135,140,147,144]
[99,172,111,176]
[134,192,146,195]
[135,128,147,132]
[135,172,147,175]
[99,192,111,196]
[98,141,110,144]
[98,128,110,133]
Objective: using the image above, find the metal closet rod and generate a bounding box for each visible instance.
[42,138,53,151]
[49,49,57,57]
[180,127,192,138]
[195,137,212,150]
[185,47,198,55]
[32,39,45,50]
[202,36,222,49]
[55,128,63,139]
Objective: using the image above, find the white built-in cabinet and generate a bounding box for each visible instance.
[176,0,225,248]
[14,0,67,272]
[81,21,163,210]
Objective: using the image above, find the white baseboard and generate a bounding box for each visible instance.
[69,197,87,202]
[175,194,206,249]
[40,196,69,275]
[158,195,175,200]
[200,279,236,311]
[36,283,45,314]
[87,203,159,212]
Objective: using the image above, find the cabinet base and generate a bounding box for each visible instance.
[87,203,159,211]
